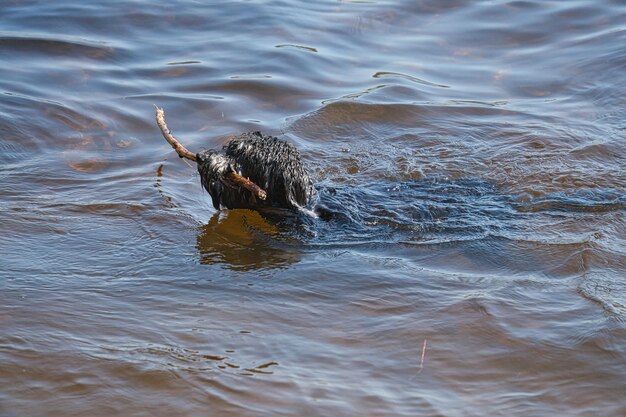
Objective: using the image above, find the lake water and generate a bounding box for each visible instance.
[1,1,625,416]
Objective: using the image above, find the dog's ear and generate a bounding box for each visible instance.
[210,192,222,210]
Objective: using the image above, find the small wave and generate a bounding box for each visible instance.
[0,33,114,59]
[275,44,318,53]
[372,71,450,89]
[578,272,626,317]
[167,60,202,65]
[513,191,625,213]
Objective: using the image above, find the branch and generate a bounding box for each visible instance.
[155,106,197,162]
[226,172,267,201]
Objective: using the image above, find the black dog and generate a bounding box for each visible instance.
[197,131,314,210]
[156,107,315,211]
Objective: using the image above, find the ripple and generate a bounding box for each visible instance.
[229,74,272,79]
[372,71,450,88]
[0,33,114,59]
[2,0,626,415]
[167,60,202,65]
[513,191,625,213]
[275,44,318,53]
[578,271,626,317]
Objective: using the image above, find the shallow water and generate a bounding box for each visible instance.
[1,1,625,416]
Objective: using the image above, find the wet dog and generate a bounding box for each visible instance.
[197,131,314,210]
[156,107,315,211]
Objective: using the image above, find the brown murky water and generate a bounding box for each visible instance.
[1,1,625,416]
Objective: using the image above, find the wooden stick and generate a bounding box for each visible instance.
[155,105,197,162]
[417,338,427,374]
[155,106,267,201]
[226,172,267,200]
[410,338,428,381]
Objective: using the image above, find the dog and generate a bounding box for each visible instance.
[197,131,314,210]
[156,107,315,211]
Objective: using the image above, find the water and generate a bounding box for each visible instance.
[1,1,625,416]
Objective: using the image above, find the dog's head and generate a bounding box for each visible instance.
[196,150,253,210]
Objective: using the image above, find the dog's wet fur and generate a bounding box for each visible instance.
[196,132,315,211]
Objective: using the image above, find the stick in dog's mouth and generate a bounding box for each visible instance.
[155,106,267,201]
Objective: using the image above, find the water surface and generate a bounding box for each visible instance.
[1,1,625,416]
